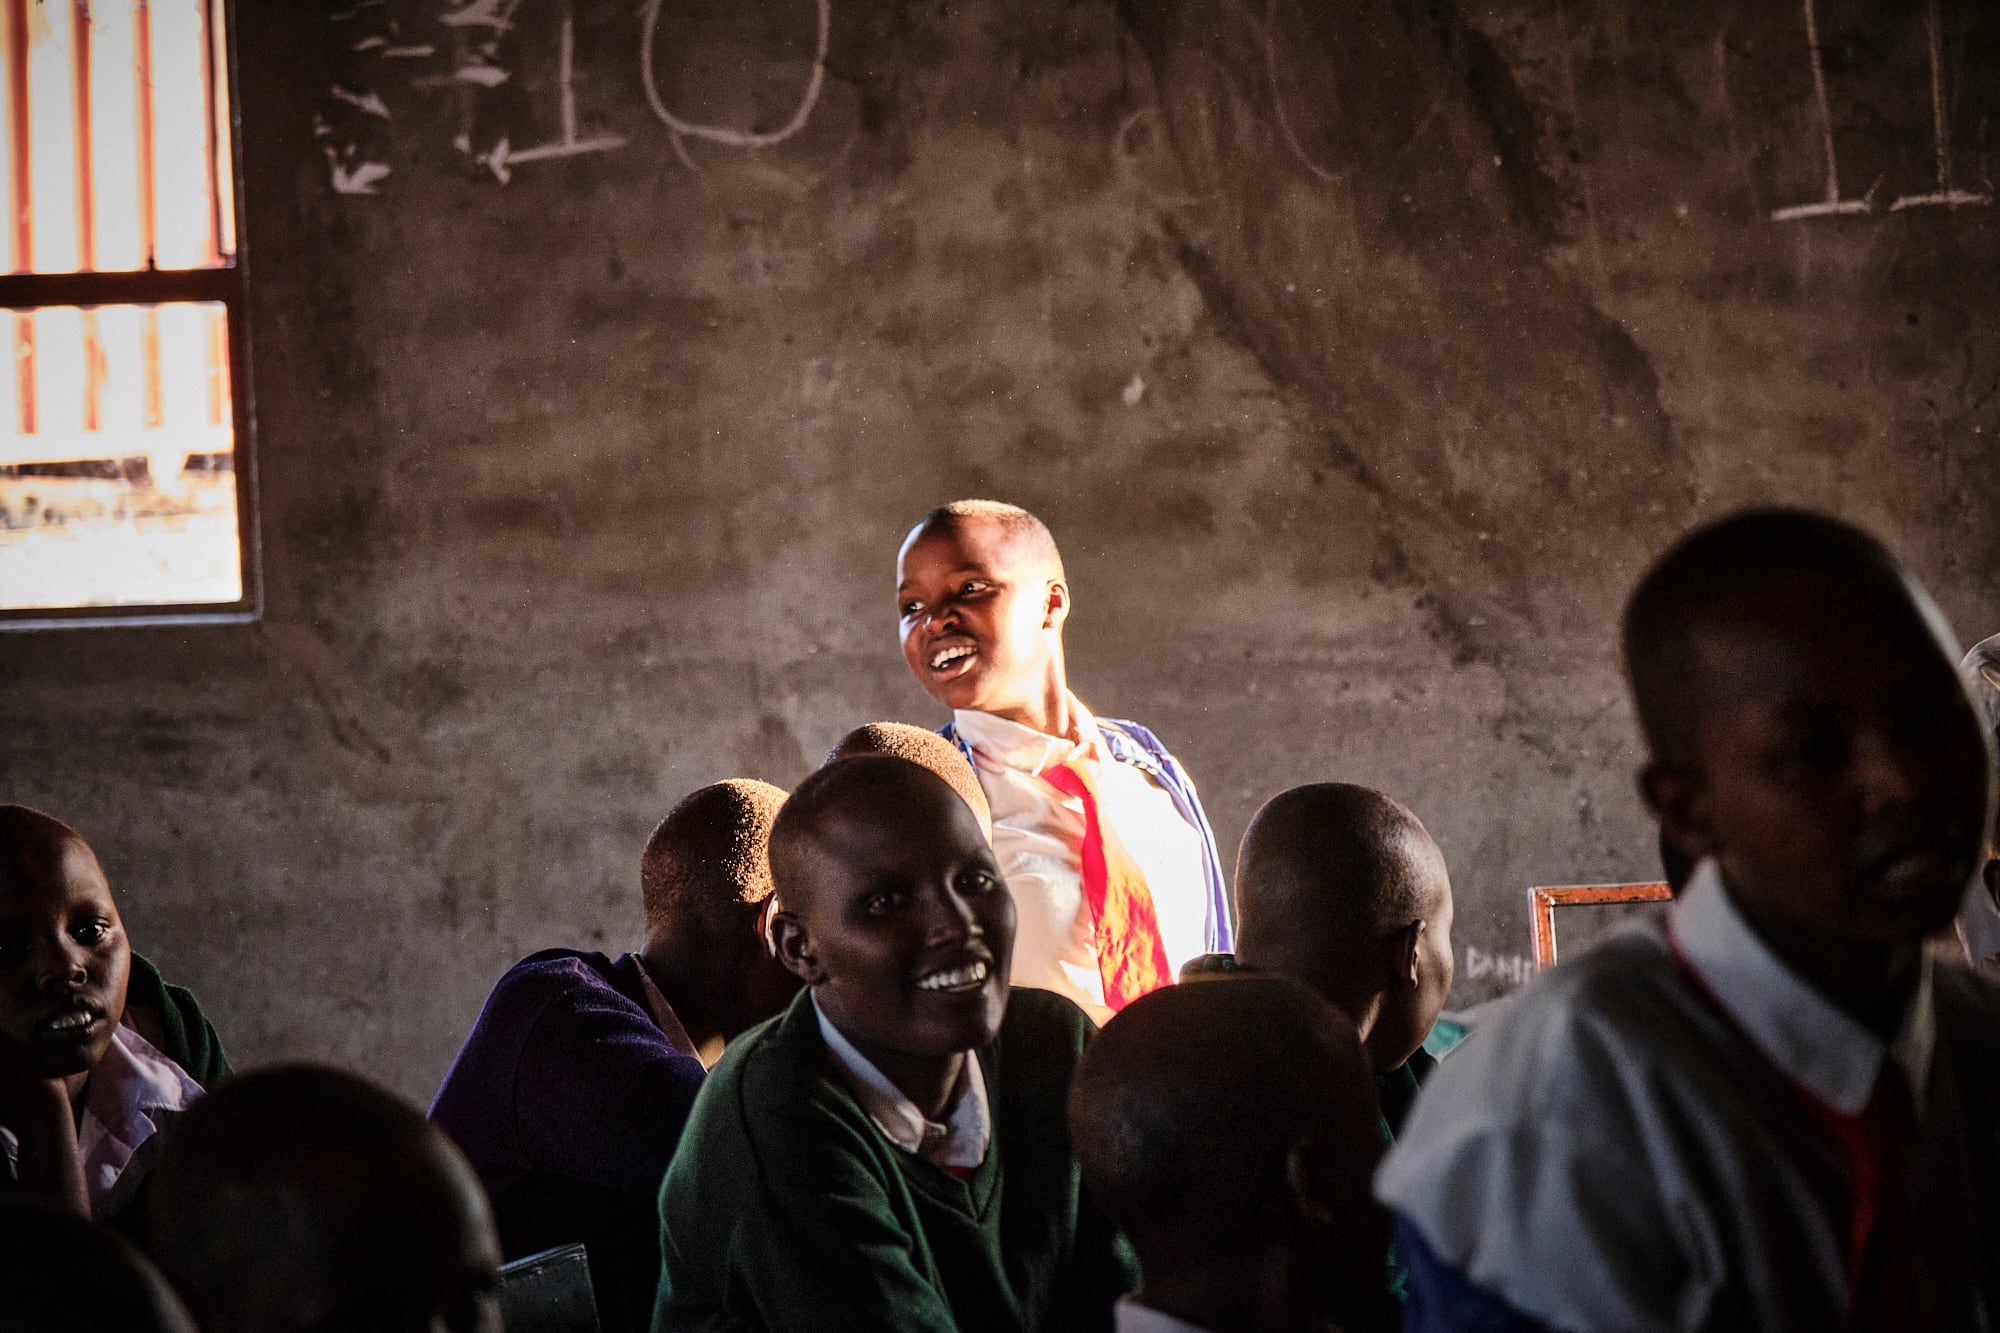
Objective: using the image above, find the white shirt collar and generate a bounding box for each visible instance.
[1112,1298,1219,1333]
[79,1024,204,1214]
[1670,858,1933,1117]
[812,992,991,1169]
[952,694,1105,775]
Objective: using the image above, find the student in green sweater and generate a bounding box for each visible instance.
[653,755,1135,1333]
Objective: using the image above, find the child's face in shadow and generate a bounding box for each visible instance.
[0,837,130,1079]
[1661,572,1990,946]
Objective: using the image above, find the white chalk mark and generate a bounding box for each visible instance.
[326,155,392,194]
[455,62,511,87]
[505,0,627,165]
[1888,189,1991,211]
[1925,0,1952,198]
[453,131,472,154]
[478,137,514,184]
[1771,0,1863,222]
[640,0,830,148]
[1121,373,1146,407]
[382,44,437,58]
[352,35,386,51]
[1261,0,1342,184]
[330,85,392,119]
[441,0,515,30]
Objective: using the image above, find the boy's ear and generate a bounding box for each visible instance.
[1282,1139,1337,1232]
[1390,922,1423,988]
[771,912,827,986]
[1639,761,1717,863]
[1043,579,1069,632]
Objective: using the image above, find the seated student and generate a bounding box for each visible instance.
[1959,634,2000,967]
[1232,784,1454,1141]
[0,805,224,1222]
[1379,510,2000,1330]
[0,1201,198,1333]
[1070,976,1396,1333]
[895,500,1231,1023]
[148,1064,502,1333]
[430,779,796,1333]
[828,720,996,841]
[654,755,1136,1333]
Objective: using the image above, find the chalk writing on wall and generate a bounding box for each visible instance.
[1773,0,1991,222]
[318,0,832,193]
[1463,945,1532,991]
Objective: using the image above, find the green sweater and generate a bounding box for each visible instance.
[653,987,1135,1333]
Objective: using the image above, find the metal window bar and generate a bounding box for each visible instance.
[0,0,254,625]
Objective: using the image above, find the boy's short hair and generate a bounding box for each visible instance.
[1622,510,1906,767]
[146,1064,497,1333]
[767,755,971,919]
[640,779,787,942]
[0,804,90,883]
[826,722,993,833]
[915,500,1065,579]
[1070,976,1381,1262]
[0,1203,196,1333]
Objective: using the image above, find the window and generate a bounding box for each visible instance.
[0,0,252,627]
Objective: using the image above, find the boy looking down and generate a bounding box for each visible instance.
[1071,977,1396,1333]
[653,755,1135,1333]
[1379,510,2000,1330]
[1233,783,1455,1140]
[431,779,797,1333]
[895,500,1230,1022]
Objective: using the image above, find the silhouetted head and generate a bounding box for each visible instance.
[146,1064,502,1333]
[827,721,994,841]
[1625,510,1991,950]
[0,806,130,1081]
[0,1201,197,1333]
[1234,784,1453,1072]
[769,756,1014,1072]
[640,779,797,1023]
[896,501,1070,718]
[1070,977,1389,1332]
[1965,633,2000,911]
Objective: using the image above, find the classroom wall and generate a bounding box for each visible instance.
[2,0,1996,1100]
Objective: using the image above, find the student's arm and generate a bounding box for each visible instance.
[511,979,709,1196]
[0,1040,87,1216]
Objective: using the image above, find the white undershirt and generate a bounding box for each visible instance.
[952,698,1210,1018]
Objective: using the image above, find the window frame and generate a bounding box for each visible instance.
[0,0,257,631]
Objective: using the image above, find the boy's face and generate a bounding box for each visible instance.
[780,781,1016,1064]
[896,518,1065,718]
[0,836,130,1078]
[1648,571,1991,947]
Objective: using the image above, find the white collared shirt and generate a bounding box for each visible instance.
[812,993,991,1171]
[0,1023,203,1219]
[952,698,1210,1016]
[1379,858,2000,1331]
[1111,1298,1217,1333]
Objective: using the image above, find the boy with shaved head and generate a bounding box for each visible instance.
[0,1202,198,1333]
[1234,784,1455,1140]
[896,500,1230,1023]
[827,720,995,841]
[1072,977,1396,1333]
[1381,510,2000,1330]
[0,805,225,1222]
[654,756,1135,1333]
[150,1064,502,1333]
[431,780,797,1333]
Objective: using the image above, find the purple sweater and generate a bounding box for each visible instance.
[431,949,706,1333]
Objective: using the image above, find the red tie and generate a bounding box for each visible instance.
[1041,761,1173,1011]
[1839,1065,1925,1331]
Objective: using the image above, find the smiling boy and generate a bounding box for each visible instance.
[652,756,1134,1333]
[895,501,1230,1022]
[1379,511,2000,1330]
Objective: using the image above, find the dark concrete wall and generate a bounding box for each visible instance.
[2,0,1995,1099]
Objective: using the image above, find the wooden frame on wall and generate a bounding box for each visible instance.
[1529,882,1673,970]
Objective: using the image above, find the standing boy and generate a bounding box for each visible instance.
[431,780,797,1333]
[895,500,1230,1022]
[1379,510,2000,1330]
[653,756,1135,1333]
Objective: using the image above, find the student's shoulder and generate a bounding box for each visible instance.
[1933,955,2000,1034]
[999,986,1097,1053]
[487,948,628,1004]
